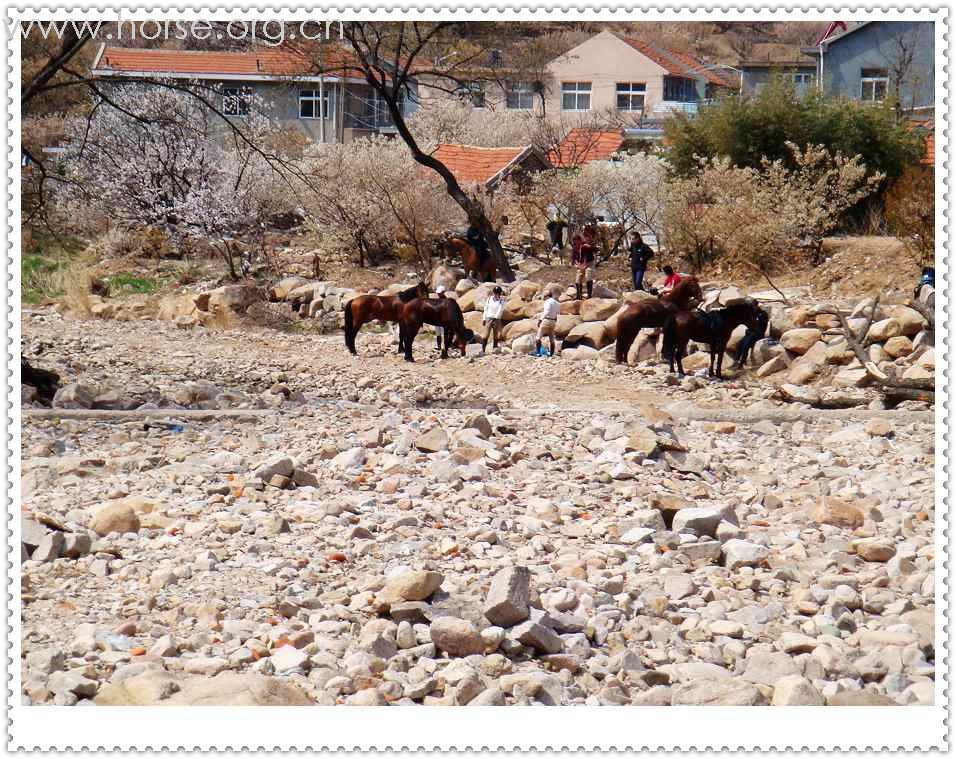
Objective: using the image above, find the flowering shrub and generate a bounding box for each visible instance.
[300,136,460,270]
[661,143,882,272]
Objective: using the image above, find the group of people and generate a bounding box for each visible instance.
[478,285,561,358]
[457,219,688,360]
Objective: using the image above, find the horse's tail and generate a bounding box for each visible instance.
[344,301,355,353]
[661,315,677,362]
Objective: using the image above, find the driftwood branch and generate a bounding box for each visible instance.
[815,294,934,405]
[741,261,791,304]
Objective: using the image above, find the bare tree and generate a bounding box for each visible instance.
[305,22,524,281]
[883,25,930,113]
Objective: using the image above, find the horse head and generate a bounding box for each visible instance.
[670,276,703,308]
[415,281,430,300]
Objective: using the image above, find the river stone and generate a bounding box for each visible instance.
[771,675,825,706]
[779,328,823,355]
[429,617,484,657]
[721,539,769,570]
[89,502,140,536]
[813,497,864,529]
[671,678,763,705]
[483,566,531,627]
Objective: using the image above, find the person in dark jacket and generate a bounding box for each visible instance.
[466,223,489,262]
[731,304,769,369]
[628,231,654,291]
[546,215,567,253]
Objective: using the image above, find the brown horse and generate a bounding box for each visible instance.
[614,276,704,364]
[440,237,496,283]
[344,282,428,355]
[397,297,475,362]
[662,300,767,379]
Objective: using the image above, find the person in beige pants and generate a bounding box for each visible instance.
[481,286,505,353]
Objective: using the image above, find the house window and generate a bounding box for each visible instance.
[860,68,888,101]
[299,88,331,119]
[790,73,814,86]
[222,86,251,116]
[616,82,646,111]
[343,84,395,130]
[460,82,485,108]
[663,76,695,103]
[561,82,591,111]
[506,81,536,110]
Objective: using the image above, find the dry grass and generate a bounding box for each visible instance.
[202,306,238,332]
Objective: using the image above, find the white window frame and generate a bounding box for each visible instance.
[790,73,814,86]
[561,81,592,112]
[222,86,252,117]
[299,88,332,120]
[616,82,646,112]
[860,72,888,102]
[505,81,535,110]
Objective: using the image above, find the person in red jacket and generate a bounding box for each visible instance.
[571,224,597,299]
[661,265,682,294]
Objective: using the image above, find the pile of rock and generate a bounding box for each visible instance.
[753,296,933,391]
[251,455,319,490]
[21,516,93,564]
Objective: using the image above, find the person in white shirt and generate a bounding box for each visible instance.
[535,288,561,357]
[481,286,506,353]
[433,285,447,350]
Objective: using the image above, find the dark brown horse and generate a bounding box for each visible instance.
[344,282,428,355]
[614,276,704,364]
[440,237,496,283]
[662,300,767,378]
[397,297,474,362]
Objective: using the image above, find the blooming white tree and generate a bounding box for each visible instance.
[64,85,296,277]
[300,136,461,271]
[525,152,668,258]
[407,99,539,151]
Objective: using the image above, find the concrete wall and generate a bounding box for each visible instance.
[823,21,935,109]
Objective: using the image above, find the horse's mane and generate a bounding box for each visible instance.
[662,275,700,304]
[397,283,425,302]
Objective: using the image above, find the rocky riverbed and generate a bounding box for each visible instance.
[20,308,935,706]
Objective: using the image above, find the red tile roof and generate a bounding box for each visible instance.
[548,128,624,168]
[94,45,361,78]
[619,37,733,87]
[432,144,535,187]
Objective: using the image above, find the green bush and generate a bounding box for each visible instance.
[664,76,924,182]
[107,273,158,294]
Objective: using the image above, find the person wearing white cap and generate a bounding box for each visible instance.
[433,285,447,351]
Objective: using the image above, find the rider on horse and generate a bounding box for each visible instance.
[467,223,490,263]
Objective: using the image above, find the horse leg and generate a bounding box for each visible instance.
[402,325,415,362]
[677,340,687,377]
[715,343,725,379]
[616,327,633,364]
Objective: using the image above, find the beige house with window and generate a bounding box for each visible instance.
[420,30,734,120]
[543,31,735,117]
